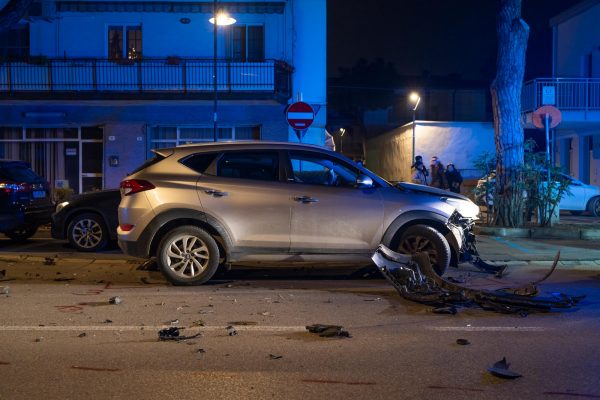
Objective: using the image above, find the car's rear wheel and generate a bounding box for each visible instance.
[4,226,37,242]
[396,224,451,276]
[589,197,600,217]
[67,213,109,252]
[157,226,220,285]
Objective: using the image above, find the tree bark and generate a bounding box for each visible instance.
[0,0,33,31]
[490,0,529,227]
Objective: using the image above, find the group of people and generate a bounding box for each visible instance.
[411,155,463,194]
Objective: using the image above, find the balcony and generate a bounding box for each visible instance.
[0,58,292,102]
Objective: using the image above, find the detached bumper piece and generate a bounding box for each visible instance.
[372,245,583,314]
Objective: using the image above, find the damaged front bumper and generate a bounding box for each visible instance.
[372,244,583,314]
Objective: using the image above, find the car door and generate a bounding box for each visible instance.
[559,176,586,211]
[286,150,384,253]
[195,150,291,251]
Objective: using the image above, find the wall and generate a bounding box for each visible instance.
[556,3,600,77]
[366,121,495,182]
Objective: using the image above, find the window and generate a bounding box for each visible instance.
[215,152,278,181]
[0,24,29,61]
[289,152,359,188]
[108,25,142,60]
[180,153,218,174]
[229,25,264,61]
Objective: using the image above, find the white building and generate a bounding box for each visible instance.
[0,0,326,192]
[522,0,600,188]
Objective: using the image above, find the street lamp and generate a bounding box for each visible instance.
[209,1,236,142]
[409,92,421,163]
[339,128,346,154]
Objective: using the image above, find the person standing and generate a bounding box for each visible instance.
[445,162,463,194]
[411,155,428,185]
[429,156,447,189]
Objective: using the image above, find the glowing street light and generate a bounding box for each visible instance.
[209,2,236,141]
[409,92,421,162]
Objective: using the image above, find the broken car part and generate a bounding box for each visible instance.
[158,327,201,341]
[487,357,522,379]
[372,244,583,314]
[306,324,351,338]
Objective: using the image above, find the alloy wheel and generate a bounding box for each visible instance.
[72,218,104,249]
[165,234,210,279]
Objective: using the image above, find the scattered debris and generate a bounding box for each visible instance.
[1,287,9,295]
[432,306,457,315]
[191,320,205,327]
[108,296,122,305]
[261,312,271,316]
[372,245,583,314]
[168,319,179,325]
[196,348,206,354]
[34,337,44,342]
[158,327,201,342]
[54,277,75,282]
[456,338,470,346]
[44,257,56,266]
[226,325,237,336]
[136,259,158,271]
[364,297,382,302]
[487,357,522,379]
[78,332,87,338]
[306,324,351,338]
[228,321,257,326]
[269,354,283,360]
[225,284,233,288]
[103,319,113,324]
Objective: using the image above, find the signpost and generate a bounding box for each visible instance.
[286,101,315,142]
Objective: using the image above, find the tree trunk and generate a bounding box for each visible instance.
[0,0,33,31]
[490,0,529,227]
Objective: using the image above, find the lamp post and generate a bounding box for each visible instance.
[339,128,346,154]
[209,1,236,141]
[409,92,421,163]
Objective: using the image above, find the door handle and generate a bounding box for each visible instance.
[204,189,228,197]
[294,195,319,203]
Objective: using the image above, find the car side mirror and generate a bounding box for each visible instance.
[356,174,374,188]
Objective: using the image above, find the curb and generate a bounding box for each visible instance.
[475,226,600,240]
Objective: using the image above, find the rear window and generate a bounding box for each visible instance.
[180,152,218,174]
[213,151,279,181]
[0,163,44,183]
[130,154,165,175]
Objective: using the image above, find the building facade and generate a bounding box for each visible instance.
[522,0,600,188]
[0,0,326,192]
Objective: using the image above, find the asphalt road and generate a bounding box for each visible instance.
[0,251,599,399]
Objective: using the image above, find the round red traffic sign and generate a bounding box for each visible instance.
[286,102,315,130]
[533,105,562,129]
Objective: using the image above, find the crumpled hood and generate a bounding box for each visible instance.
[396,182,470,201]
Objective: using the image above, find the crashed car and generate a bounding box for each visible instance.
[117,141,480,285]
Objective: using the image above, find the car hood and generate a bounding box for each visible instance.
[395,182,470,201]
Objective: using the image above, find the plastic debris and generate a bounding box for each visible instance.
[226,325,237,336]
[158,327,201,342]
[109,296,122,305]
[103,319,113,324]
[456,338,470,346]
[168,319,179,325]
[269,354,283,360]
[1,287,9,295]
[78,332,87,338]
[306,324,351,338]
[487,357,522,379]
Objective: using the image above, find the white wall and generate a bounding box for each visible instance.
[366,121,496,182]
[556,3,600,77]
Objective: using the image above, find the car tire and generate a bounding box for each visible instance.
[67,213,109,252]
[4,226,38,243]
[396,224,451,276]
[157,225,220,286]
[588,197,600,217]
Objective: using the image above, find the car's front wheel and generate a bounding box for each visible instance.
[68,213,109,252]
[4,226,37,242]
[396,224,451,276]
[157,226,220,285]
[589,197,600,217]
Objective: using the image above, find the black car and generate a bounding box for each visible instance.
[51,189,120,252]
[0,160,54,242]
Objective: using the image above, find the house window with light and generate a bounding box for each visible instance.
[108,25,142,60]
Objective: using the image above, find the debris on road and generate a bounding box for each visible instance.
[456,338,470,346]
[372,245,583,314]
[227,321,257,326]
[168,319,179,325]
[226,325,237,336]
[306,324,351,338]
[108,296,122,305]
[196,348,206,354]
[432,306,457,315]
[487,357,522,379]
[191,320,205,327]
[103,319,113,324]
[1,286,9,295]
[54,277,75,282]
[78,332,87,338]
[158,327,201,342]
[269,354,283,360]
[44,257,56,266]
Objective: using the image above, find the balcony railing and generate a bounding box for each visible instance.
[522,78,600,113]
[0,58,292,99]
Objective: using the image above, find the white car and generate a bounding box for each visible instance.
[475,172,600,216]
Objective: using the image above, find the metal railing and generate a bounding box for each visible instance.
[522,77,600,113]
[0,58,292,97]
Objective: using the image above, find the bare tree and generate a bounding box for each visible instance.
[490,0,529,227]
[0,0,33,31]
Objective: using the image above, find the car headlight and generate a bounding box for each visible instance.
[55,201,69,213]
[443,198,480,219]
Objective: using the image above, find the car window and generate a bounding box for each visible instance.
[288,151,359,188]
[214,151,279,181]
[0,163,43,183]
[180,152,218,174]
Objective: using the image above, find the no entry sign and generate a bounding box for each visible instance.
[286,102,315,130]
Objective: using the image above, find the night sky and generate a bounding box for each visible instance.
[328,0,585,82]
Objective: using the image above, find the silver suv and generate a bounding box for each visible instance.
[118,142,480,285]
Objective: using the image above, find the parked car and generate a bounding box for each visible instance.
[51,189,120,252]
[0,160,53,242]
[118,141,480,285]
[475,171,600,216]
